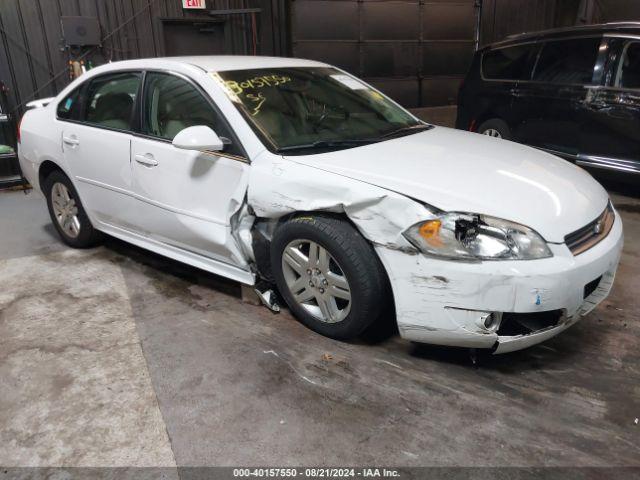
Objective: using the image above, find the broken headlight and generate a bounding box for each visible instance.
[403,213,553,261]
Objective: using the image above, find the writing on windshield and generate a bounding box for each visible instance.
[215,67,421,153]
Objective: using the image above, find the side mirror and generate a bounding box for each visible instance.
[172,125,224,152]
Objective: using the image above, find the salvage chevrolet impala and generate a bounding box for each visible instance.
[18,56,623,353]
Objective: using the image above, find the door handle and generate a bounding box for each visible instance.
[134,153,158,167]
[62,136,79,146]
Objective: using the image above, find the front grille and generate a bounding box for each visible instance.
[497,310,563,336]
[565,202,615,256]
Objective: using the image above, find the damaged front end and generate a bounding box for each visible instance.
[237,150,622,354]
[236,149,434,316]
[376,230,621,354]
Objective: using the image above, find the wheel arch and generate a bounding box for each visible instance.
[251,209,396,323]
[468,100,514,133]
[251,210,358,282]
[473,110,505,132]
[38,160,68,192]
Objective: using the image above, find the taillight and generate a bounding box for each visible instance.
[17,116,22,143]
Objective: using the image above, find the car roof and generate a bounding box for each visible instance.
[91,55,329,73]
[483,22,640,50]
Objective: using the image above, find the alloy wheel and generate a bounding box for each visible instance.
[281,239,351,323]
[483,128,502,138]
[51,182,81,238]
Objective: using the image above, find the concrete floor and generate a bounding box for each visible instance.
[1,177,639,471]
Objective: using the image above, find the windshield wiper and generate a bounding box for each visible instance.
[378,123,433,140]
[276,139,376,153]
[275,124,433,153]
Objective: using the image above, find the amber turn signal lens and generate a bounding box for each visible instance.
[418,220,443,247]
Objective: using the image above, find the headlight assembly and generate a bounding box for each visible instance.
[403,213,552,261]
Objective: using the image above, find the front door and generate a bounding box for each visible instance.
[61,72,141,229]
[579,38,640,174]
[130,71,250,268]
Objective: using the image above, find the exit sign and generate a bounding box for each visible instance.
[182,0,206,9]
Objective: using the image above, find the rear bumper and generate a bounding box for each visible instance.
[376,210,623,353]
[17,146,39,190]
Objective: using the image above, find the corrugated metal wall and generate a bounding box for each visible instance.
[0,0,287,116]
[479,0,559,45]
[477,0,640,46]
[290,0,479,108]
[2,0,638,117]
[586,0,640,23]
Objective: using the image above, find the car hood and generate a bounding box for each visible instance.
[284,127,609,243]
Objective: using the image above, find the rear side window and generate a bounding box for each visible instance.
[57,87,81,120]
[83,72,141,130]
[533,38,601,85]
[615,41,640,89]
[482,45,537,80]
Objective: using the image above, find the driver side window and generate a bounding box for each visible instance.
[143,72,240,155]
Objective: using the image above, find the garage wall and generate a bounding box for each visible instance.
[3,0,640,118]
[479,0,640,46]
[479,0,559,45]
[0,0,287,117]
[290,0,478,108]
[597,0,640,22]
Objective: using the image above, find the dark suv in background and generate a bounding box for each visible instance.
[456,23,640,180]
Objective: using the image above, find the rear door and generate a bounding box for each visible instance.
[129,71,250,268]
[578,37,640,174]
[60,71,141,229]
[477,43,539,134]
[510,36,603,157]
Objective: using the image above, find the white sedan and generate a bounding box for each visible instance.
[18,56,623,353]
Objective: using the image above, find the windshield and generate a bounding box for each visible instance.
[213,67,427,154]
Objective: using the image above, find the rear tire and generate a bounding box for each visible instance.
[43,170,102,248]
[271,215,390,341]
[477,118,511,140]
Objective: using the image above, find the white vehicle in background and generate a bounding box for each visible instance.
[18,56,623,354]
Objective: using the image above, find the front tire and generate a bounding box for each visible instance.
[44,170,101,248]
[477,118,511,140]
[271,215,390,340]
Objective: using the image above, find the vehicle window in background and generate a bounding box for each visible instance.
[214,67,423,152]
[84,72,140,130]
[615,42,640,89]
[142,72,240,155]
[533,37,600,85]
[482,44,537,80]
[56,87,81,120]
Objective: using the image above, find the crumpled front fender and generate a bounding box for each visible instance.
[248,152,434,250]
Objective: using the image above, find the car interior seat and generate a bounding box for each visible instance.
[89,92,133,130]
